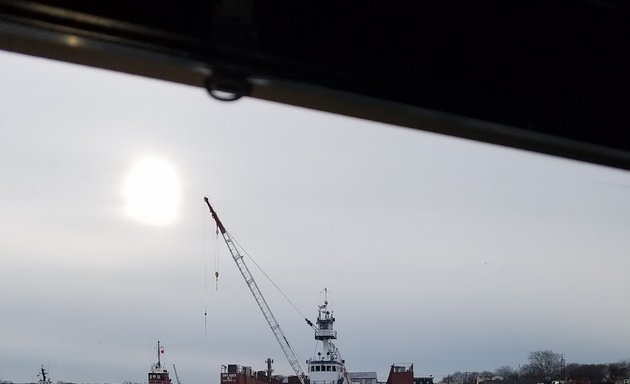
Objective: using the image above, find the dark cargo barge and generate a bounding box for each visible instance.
[221,363,301,384]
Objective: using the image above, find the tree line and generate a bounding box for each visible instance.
[441,351,630,384]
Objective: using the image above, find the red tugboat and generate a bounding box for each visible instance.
[148,341,172,384]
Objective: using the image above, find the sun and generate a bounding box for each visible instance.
[123,157,181,226]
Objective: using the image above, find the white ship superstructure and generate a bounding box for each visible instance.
[306,290,349,384]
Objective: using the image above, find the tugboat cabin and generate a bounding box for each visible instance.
[149,371,171,384]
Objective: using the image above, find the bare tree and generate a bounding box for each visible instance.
[495,366,519,380]
[526,350,562,379]
[607,360,630,384]
[442,371,478,384]
[565,364,606,382]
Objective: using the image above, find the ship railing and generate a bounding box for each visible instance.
[311,380,337,384]
[315,330,337,338]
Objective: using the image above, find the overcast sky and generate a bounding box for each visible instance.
[1,49,629,384]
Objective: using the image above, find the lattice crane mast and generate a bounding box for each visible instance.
[204,197,305,384]
[172,364,182,384]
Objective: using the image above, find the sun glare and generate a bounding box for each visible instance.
[123,157,181,226]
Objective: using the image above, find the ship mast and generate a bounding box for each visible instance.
[315,289,339,361]
[307,288,349,384]
[38,365,51,384]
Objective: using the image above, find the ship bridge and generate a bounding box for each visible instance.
[315,313,337,340]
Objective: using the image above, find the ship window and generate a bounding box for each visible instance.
[333,367,337,372]
[327,366,331,371]
[311,366,315,372]
[316,366,321,372]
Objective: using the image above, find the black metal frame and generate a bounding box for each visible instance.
[1,1,629,170]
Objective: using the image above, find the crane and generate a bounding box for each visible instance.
[172,364,181,384]
[204,197,305,384]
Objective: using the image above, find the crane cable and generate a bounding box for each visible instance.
[229,232,317,330]
[312,340,320,362]
[215,224,220,291]
[203,208,208,335]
